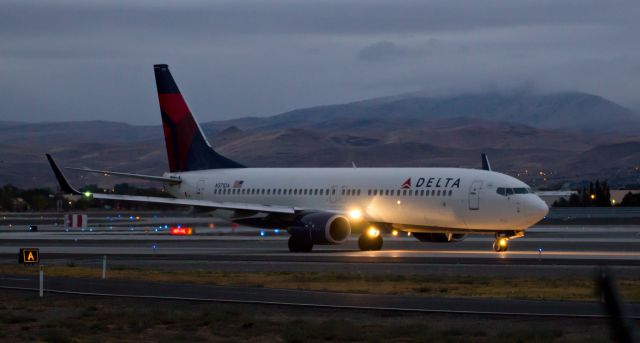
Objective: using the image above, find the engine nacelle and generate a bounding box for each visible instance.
[289,212,351,245]
[412,233,467,243]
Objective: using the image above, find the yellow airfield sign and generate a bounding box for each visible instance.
[19,248,40,264]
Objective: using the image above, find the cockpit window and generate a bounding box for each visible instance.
[497,187,532,196]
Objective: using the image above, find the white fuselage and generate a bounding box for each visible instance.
[164,167,548,233]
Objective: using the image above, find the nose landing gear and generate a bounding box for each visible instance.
[493,237,509,252]
[492,231,524,252]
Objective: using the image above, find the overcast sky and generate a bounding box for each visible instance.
[2,0,640,124]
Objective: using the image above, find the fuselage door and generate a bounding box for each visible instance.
[195,179,206,199]
[468,180,483,210]
[329,185,338,203]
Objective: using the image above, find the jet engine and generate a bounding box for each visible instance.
[289,212,351,245]
[412,233,467,243]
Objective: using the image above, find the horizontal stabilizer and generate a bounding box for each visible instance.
[65,167,181,184]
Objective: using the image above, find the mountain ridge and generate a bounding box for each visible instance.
[2,91,640,188]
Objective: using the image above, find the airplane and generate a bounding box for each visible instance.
[46,64,549,253]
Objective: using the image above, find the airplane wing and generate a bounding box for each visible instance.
[89,193,296,214]
[481,152,492,171]
[65,167,181,184]
[45,154,295,215]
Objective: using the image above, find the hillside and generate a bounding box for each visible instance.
[200,91,640,133]
[2,91,640,189]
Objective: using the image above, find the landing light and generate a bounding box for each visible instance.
[391,230,399,237]
[349,209,362,221]
[367,226,380,238]
[499,238,508,247]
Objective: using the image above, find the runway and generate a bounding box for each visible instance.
[1,274,637,318]
[1,226,640,265]
[1,221,639,318]
[1,225,640,278]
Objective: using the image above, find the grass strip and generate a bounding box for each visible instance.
[1,264,638,302]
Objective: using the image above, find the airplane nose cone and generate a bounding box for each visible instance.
[529,196,549,221]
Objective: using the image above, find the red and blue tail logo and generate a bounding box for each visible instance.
[154,64,244,172]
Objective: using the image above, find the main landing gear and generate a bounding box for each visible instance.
[288,234,313,252]
[358,227,383,251]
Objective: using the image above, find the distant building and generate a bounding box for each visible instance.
[538,191,575,206]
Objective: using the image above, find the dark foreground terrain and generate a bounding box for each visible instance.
[0,290,622,343]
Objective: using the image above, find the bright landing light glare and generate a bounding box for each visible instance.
[349,209,362,221]
[367,226,380,238]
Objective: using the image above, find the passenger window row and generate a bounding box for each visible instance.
[212,187,454,197]
[368,189,453,197]
[496,187,533,196]
[214,188,335,196]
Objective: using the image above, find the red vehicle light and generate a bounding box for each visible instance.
[170,227,193,235]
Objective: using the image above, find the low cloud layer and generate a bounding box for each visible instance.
[1,0,640,124]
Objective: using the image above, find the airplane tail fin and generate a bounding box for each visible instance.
[154,64,245,172]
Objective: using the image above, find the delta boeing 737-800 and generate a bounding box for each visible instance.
[46,64,548,253]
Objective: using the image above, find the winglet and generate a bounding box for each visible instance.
[46,154,82,195]
[481,153,492,171]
